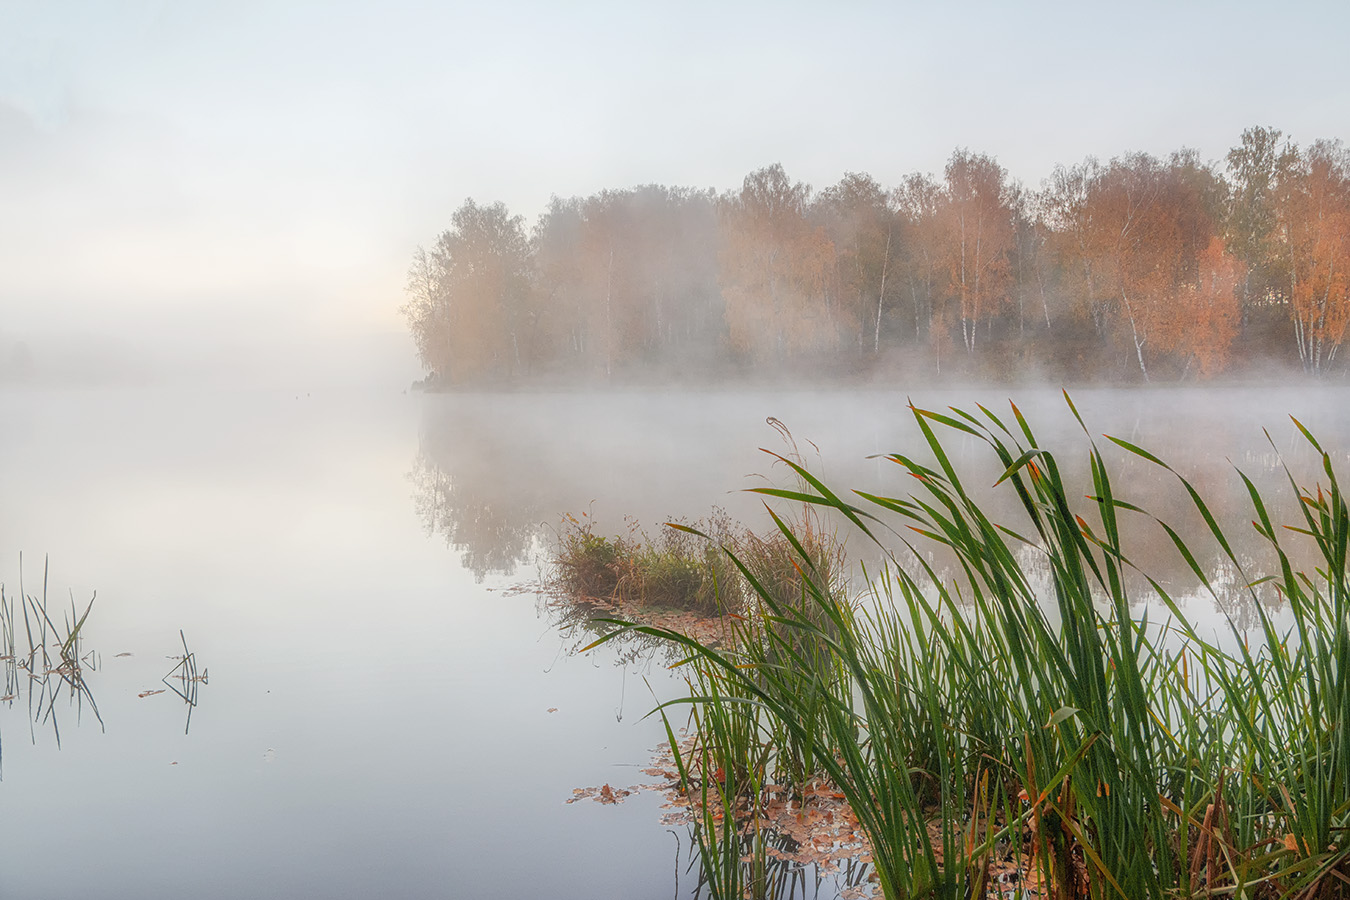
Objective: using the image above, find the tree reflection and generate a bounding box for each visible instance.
[408,447,540,581]
[407,393,772,582]
[408,399,553,581]
[408,390,1350,628]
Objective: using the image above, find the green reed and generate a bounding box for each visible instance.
[663,661,771,900]
[1,554,103,744]
[590,395,1350,900]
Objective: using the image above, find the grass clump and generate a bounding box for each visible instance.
[552,510,743,615]
[552,508,845,619]
[552,513,627,600]
[590,397,1350,900]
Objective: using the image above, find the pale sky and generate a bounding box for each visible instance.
[1,0,1347,381]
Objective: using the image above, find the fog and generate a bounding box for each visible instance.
[6,5,1350,897]
[5,382,1349,897]
[4,1,1350,390]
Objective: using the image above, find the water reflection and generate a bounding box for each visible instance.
[161,631,208,735]
[515,388,1350,899]
[543,594,675,668]
[408,448,539,581]
[0,562,210,758]
[669,825,877,900]
[408,392,780,582]
[413,387,1350,628]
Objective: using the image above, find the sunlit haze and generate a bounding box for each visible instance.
[2,0,1347,386]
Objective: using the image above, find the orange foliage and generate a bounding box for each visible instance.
[406,137,1350,386]
[939,150,1015,352]
[1159,238,1243,377]
[719,165,840,362]
[1056,152,1227,378]
[1280,141,1350,372]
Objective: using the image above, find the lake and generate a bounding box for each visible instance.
[2,383,1347,898]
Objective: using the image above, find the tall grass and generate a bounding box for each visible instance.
[591,395,1350,900]
[1,554,102,745]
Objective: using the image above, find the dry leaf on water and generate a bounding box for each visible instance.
[566,783,635,805]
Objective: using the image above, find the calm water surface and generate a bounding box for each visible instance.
[1,384,1347,898]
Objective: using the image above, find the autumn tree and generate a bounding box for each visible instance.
[1080,155,1175,377]
[1225,126,1297,321]
[536,189,653,377]
[894,172,947,349]
[1100,155,1171,378]
[1038,152,1231,379]
[617,185,724,364]
[532,196,587,366]
[1277,140,1350,373]
[1009,184,1055,335]
[402,199,533,384]
[938,150,1016,353]
[533,187,725,378]
[576,190,636,377]
[1159,236,1242,377]
[814,172,898,354]
[1039,158,1109,335]
[718,164,837,363]
[403,130,1350,385]
[401,245,450,379]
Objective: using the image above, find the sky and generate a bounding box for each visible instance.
[1,0,1347,384]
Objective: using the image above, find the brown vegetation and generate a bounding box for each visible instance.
[403,128,1350,384]
[549,508,844,622]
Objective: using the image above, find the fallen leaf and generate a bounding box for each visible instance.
[138,689,166,698]
[546,707,558,713]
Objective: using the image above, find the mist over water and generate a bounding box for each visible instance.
[1,377,1348,896]
[413,384,1348,590]
[5,3,1350,895]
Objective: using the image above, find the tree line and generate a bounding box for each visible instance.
[401,127,1350,385]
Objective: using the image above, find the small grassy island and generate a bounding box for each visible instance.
[552,399,1350,900]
